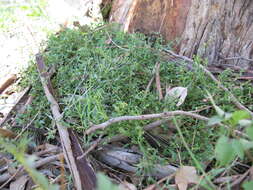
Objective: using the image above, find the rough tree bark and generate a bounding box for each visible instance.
[109,0,253,69]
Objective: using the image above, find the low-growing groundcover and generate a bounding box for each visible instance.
[16,24,253,187]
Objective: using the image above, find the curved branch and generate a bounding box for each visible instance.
[85,111,208,134]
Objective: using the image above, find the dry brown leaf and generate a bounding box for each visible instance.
[165,87,187,107]
[0,128,17,139]
[9,175,29,190]
[0,74,17,94]
[175,166,199,190]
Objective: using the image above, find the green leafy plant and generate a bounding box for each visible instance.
[208,93,253,188]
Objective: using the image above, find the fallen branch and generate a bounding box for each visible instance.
[86,111,208,134]
[36,54,96,190]
[93,145,178,179]
[163,49,253,116]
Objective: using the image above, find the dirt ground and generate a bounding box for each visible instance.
[0,0,94,120]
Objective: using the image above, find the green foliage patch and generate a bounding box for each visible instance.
[17,24,253,170]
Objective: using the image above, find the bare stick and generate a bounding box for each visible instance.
[155,62,163,100]
[77,135,102,159]
[86,111,208,134]
[15,111,39,140]
[163,49,253,116]
[105,31,129,51]
[145,76,155,94]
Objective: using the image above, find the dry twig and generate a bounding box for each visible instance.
[86,111,208,134]
[77,135,102,160]
[145,76,155,94]
[155,62,163,100]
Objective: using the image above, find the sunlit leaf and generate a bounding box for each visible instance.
[230,111,251,126]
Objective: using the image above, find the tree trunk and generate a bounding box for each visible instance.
[109,0,253,69]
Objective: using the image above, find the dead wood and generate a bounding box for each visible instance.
[86,111,208,134]
[35,54,96,190]
[93,145,178,179]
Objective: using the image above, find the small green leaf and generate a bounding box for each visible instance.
[230,111,251,126]
[231,139,244,160]
[243,181,253,190]
[246,127,253,141]
[239,139,253,150]
[97,173,120,190]
[208,116,223,126]
[215,136,235,166]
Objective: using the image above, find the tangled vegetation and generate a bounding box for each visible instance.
[6,23,253,189]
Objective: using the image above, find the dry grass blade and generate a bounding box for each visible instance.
[155,62,163,100]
